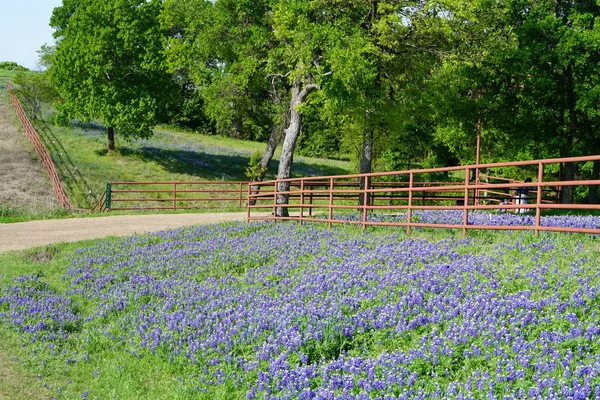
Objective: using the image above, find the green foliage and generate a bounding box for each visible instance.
[244,152,268,181]
[51,0,172,148]
[0,62,29,71]
[36,44,56,71]
[11,71,59,120]
[428,0,600,166]
[161,0,276,141]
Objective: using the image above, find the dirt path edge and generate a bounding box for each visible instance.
[0,213,255,252]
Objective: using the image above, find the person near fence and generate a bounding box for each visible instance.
[515,178,534,214]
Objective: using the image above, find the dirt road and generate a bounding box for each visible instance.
[0,212,253,252]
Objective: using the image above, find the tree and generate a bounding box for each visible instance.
[51,0,171,151]
[428,0,600,203]
[11,71,59,121]
[36,44,57,71]
[0,62,29,71]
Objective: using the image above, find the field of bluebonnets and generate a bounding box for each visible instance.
[1,211,600,399]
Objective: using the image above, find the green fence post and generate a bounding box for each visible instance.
[105,183,112,211]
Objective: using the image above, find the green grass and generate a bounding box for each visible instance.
[0,69,18,88]
[1,79,352,217]
[30,118,352,210]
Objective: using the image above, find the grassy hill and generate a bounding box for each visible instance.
[0,72,353,218]
[0,69,18,88]
[38,121,353,209]
[38,123,352,208]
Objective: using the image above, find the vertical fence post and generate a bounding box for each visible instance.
[246,183,251,221]
[105,183,112,211]
[300,179,305,225]
[328,178,334,229]
[535,162,544,237]
[463,168,470,236]
[173,183,177,210]
[309,187,313,217]
[273,181,278,221]
[407,173,414,237]
[362,176,369,228]
[239,183,243,208]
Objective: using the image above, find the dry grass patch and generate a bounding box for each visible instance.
[0,348,50,400]
[0,96,58,214]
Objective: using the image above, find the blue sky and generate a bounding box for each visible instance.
[0,0,63,70]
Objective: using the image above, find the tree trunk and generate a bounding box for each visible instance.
[561,162,575,204]
[107,126,115,151]
[561,64,577,204]
[359,122,374,206]
[588,160,600,204]
[249,126,281,206]
[276,81,319,217]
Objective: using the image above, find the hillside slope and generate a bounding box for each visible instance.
[0,94,57,214]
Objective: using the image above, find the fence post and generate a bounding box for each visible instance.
[246,183,251,221]
[105,183,112,211]
[309,188,313,217]
[300,179,305,225]
[173,183,177,210]
[463,168,470,236]
[328,177,334,228]
[407,173,414,236]
[362,176,369,228]
[273,181,278,221]
[239,183,243,208]
[535,162,544,237]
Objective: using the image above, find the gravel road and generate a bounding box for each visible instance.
[0,212,253,252]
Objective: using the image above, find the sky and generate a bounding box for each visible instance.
[0,0,63,70]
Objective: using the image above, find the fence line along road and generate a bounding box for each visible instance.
[9,80,600,236]
[7,83,73,209]
[248,155,600,236]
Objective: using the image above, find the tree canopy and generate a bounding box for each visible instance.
[51,0,171,151]
[45,0,600,203]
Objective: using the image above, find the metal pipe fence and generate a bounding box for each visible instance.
[247,155,600,236]
[102,181,249,211]
[7,83,73,209]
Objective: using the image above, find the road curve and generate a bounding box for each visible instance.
[0,213,253,252]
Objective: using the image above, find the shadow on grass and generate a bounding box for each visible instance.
[34,121,99,208]
[118,146,350,181]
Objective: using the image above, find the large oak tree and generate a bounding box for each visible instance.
[51,0,171,151]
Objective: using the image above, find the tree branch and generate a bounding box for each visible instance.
[298,83,320,102]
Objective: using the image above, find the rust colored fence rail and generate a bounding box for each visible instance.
[7,83,73,209]
[102,181,249,211]
[247,155,600,236]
